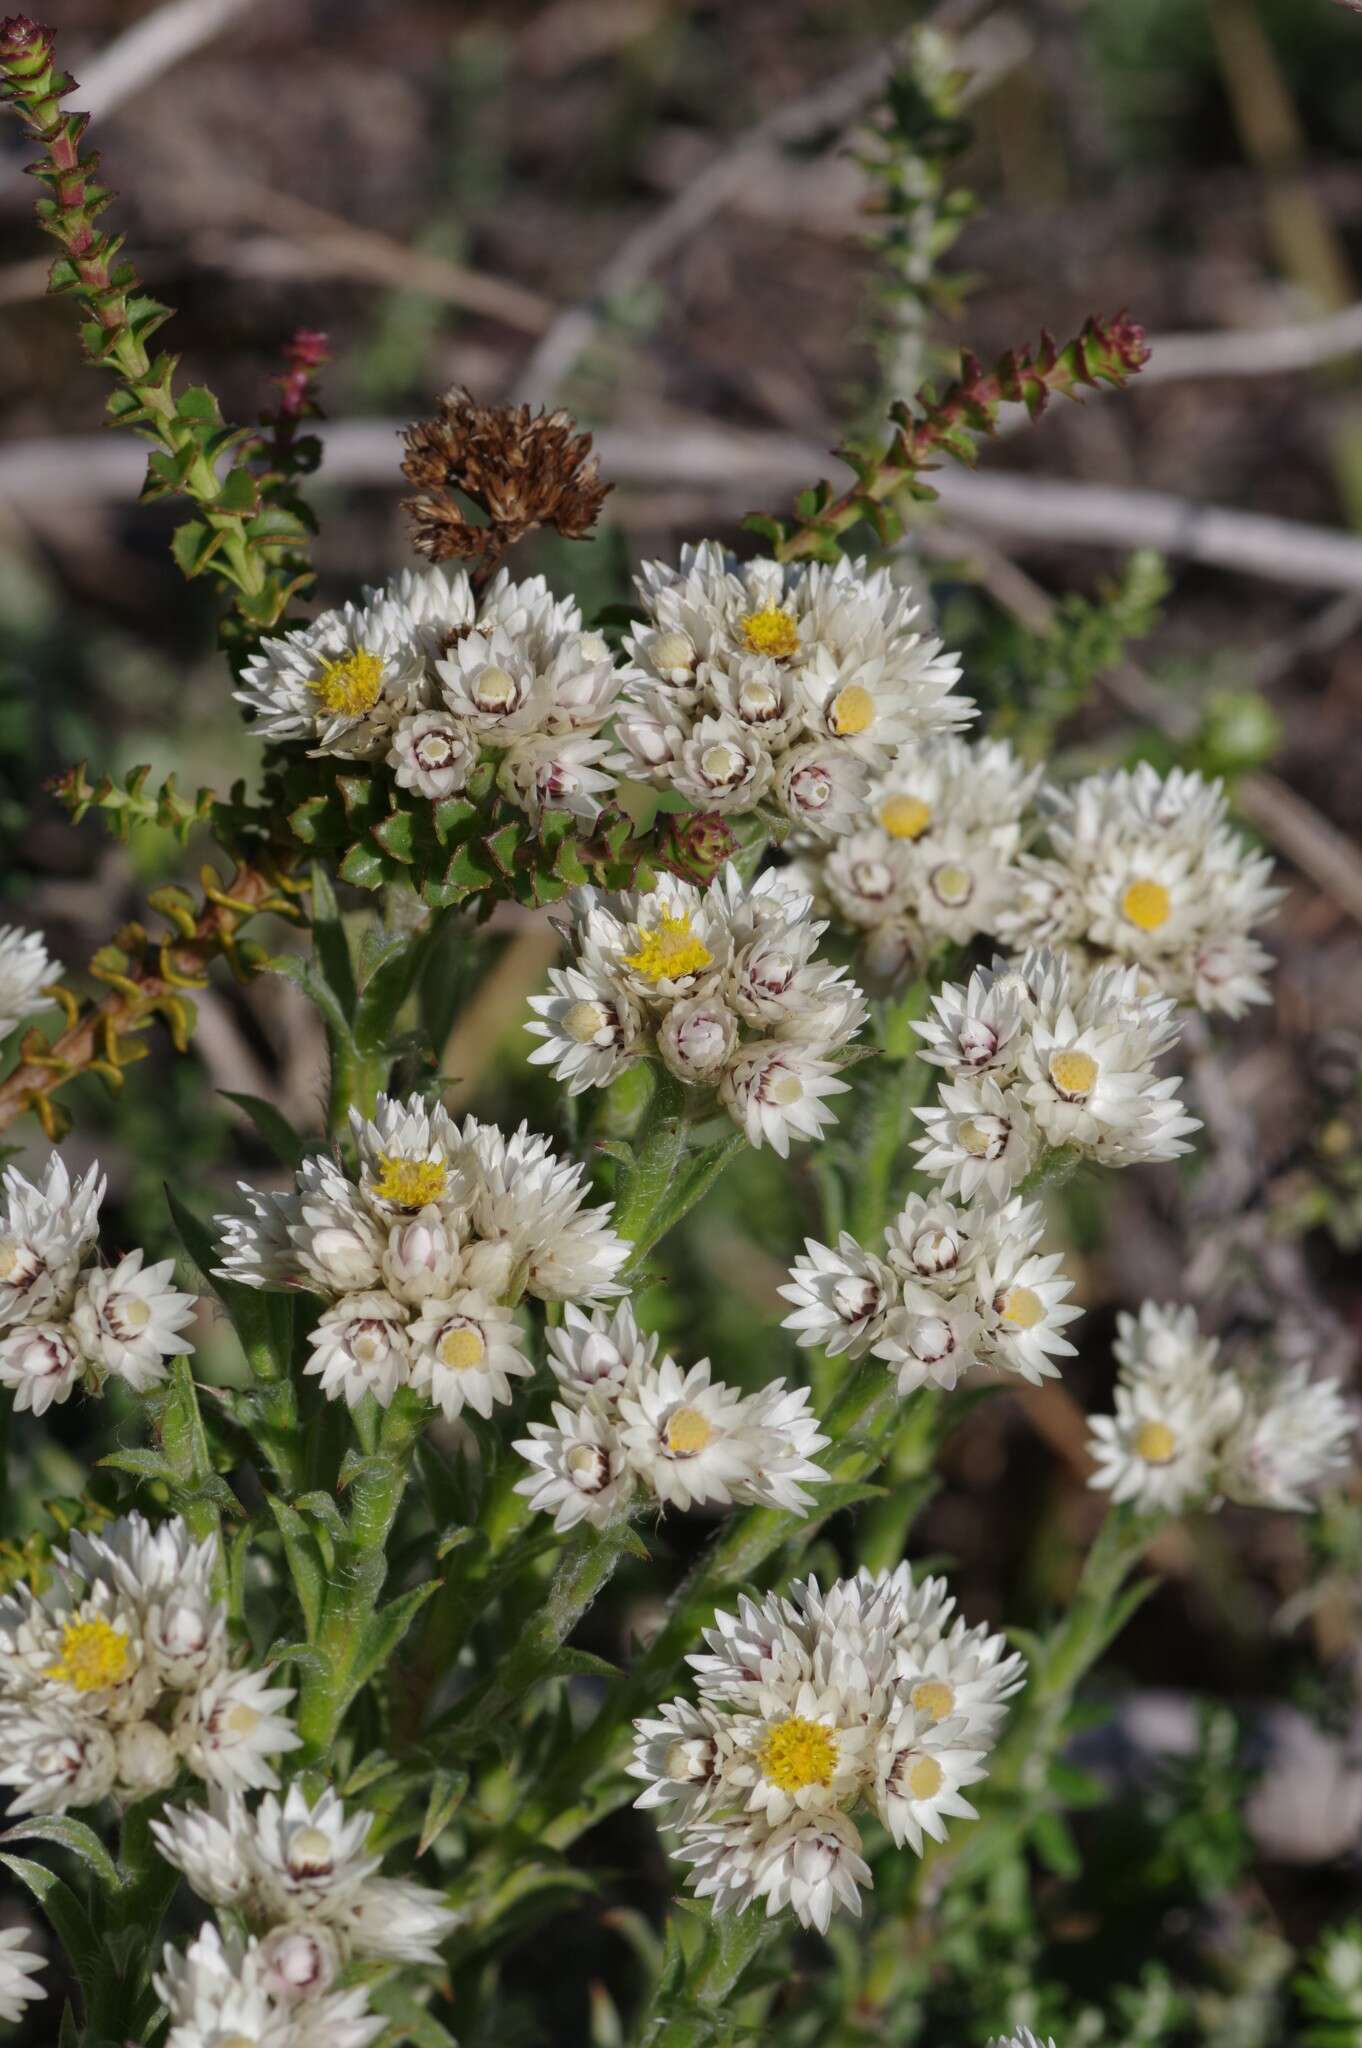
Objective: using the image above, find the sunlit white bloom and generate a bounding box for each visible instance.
[873,1294,983,1394]
[915,957,1029,1081]
[0,1152,105,1328]
[514,1399,634,1531]
[0,1321,84,1413]
[779,1233,896,1359]
[872,1707,987,1852]
[333,1875,462,1965]
[381,1206,464,1305]
[1088,1375,1242,1515]
[498,729,622,822]
[236,597,424,759]
[824,830,913,928]
[618,1357,827,1513]
[387,708,475,798]
[972,1202,1081,1385]
[0,923,57,1042]
[913,1075,1039,1203]
[407,1290,531,1420]
[527,964,644,1094]
[70,1248,197,1391]
[637,1569,1021,1929]
[0,1702,117,1815]
[156,1919,384,2048]
[0,1924,45,2023]
[151,1792,255,1907]
[305,1291,410,1411]
[546,1299,659,1406]
[1000,761,1281,1016]
[465,1116,629,1303]
[720,1042,850,1156]
[619,544,971,831]
[174,1663,300,1793]
[1218,1363,1354,1511]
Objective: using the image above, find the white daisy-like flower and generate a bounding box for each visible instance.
[989,2032,1059,2048]
[779,1233,897,1360]
[514,1399,635,1531]
[350,1095,473,1225]
[155,1919,384,2048]
[776,741,868,839]
[387,708,476,799]
[0,923,57,1042]
[0,1151,105,1328]
[914,956,1030,1081]
[872,1707,988,1852]
[545,1299,659,1407]
[740,1807,876,1934]
[174,1663,301,1793]
[258,1923,342,2005]
[0,1321,84,1413]
[70,1248,197,1391]
[0,1703,117,1815]
[407,1289,531,1420]
[497,729,622,822]
[151,1791,255,1907]
[972,1202,1081,1386]
[617,1357,827,1514]
[912,1075,1039,1203]
[0,1924,45,2023]
[882,1192,981,1290]
[332,1874,462,1965]
[823,831,914,928]
[467,1117,629,1303]
[720,1042,850,1156]
[526,964,645,1094]
[1087,1374,1242,1515]
[894,1614,1029,1748]
[872,1293,983,1395]
[628,1698,731,1830]
[304,1291,410,1411]
[235,597,425,759]
[247,1783,380,1919]
[1217,1362,1354,1512]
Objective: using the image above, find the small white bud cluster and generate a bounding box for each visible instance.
[527,863,868,1156]
[514,1300,828,1530]
[0,1152,197,1416]
[0,1513,297,1816]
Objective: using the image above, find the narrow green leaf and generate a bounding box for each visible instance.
[349,1579,442,1695]
[0,1817,119,1890]
[218,1091,307,1168]
[0,1853,102,1987]
[309,862,358,1019]
[419,1768,469,1855]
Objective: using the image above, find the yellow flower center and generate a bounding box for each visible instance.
[911,1679,956,1723]
[474,664,517,709]
[931,862,973,906]
[122,1297,151,1330]
[1000,1286,1044,1330]
[906,1754,944,1800]
[830,684,875,736]
[310,649,384,717]
[1121,878,1172,932]
[958,1119,992,1158]
[45,1617,131,1692]
[373,1155,448,1208]
[439,1325,486,1371]
[0,1241,22,1280]
[759,1716,839,1793]
[623,911,714,984]
[768,1073,805,1106]
[1134,1419,1177,1465]
[224,1702,261,1737]
[664,1405,715,1457]
[739,606,800,660]
[562,999,608,1044]
[880,794,932,840]
[1049,1049,1099,1099]
[219,2037,261,2048]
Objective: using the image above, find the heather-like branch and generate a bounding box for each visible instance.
[747,313,1150,561]
[0,856,305,1138]
[0,16,322,640]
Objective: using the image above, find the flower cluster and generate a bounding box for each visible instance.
[999,762,1280,1016]
[155,1920,382,2048]
[0,1152,197,1416]
[527,865,867,1155]
[236,562,625,822]
[1088,1302,1354,1515]
[0,1927,44,2026]
[0,921,56,1042]
[152,1781,458,2000]
[792,734,1044,982]
[215,1094,628,1415]
[515,1301,828,1530]
[912,947,1198,1198]
[615,544,971,835]
[781,1191,1080,1396]
[0,1514,297,1815]
[631,1567,1024,1932]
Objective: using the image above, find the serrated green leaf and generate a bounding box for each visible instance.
[338,842,387,891]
